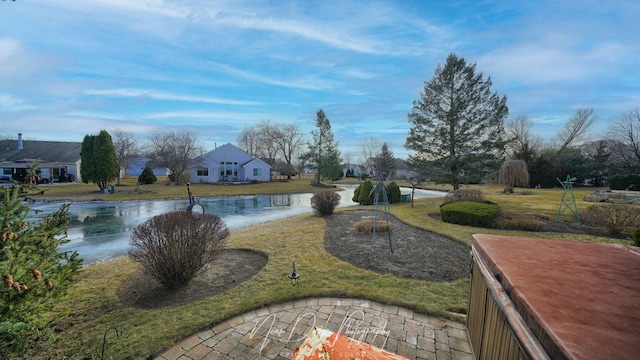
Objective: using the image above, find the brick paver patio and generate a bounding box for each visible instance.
[155,297,473,360]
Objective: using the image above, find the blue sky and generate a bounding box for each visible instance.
[1,0,638,161]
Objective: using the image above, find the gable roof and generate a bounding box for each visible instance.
[191,143,255,167]
[0,139,82,163]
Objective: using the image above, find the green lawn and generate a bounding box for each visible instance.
[12,180,631,359]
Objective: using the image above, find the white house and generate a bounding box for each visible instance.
[186,143,271,183]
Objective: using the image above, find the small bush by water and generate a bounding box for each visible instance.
[311,191,341,215]
[129,211,230,289]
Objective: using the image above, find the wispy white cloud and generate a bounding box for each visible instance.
[0,93,35,111]
[85,88,262,106]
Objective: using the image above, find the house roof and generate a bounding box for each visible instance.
[0,139,82,164]
[189,143,270,168]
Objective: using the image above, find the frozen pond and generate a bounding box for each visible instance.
[29,185,446,265]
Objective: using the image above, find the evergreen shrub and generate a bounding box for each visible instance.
[357,180,374,205]
[608,174,640,191]
[137,167,157,184]
[0,185,82,353]
[310,191,341,216]
[440,201,501,228]
[386,182,402,203]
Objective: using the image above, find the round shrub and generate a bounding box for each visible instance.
[386,181,402,203]
[138,166,157,184]
[352,185,361,202]
[357,180,374,205]
[311,191,341,216]
[129,211,229,290]
[440,201,501,228]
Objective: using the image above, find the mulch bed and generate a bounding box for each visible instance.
[118,249,268,309]
[324,210,471,282]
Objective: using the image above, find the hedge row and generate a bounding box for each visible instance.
[440,201,501,228]
[608,174,640,190]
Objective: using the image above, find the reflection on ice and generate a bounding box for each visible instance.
[28,185,445,265]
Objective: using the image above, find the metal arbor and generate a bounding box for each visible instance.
[369,171,396,253]
[555,175,580,224]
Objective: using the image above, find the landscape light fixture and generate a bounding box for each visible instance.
[288,262,300,286]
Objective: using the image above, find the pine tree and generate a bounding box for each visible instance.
[0,184,82,353]
[406,53,508,190]
[304,109,342,184]
[373,143,396,179]
[80,130,119,192]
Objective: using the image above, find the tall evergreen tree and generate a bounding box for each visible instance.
[80,130,119,192]
[304,109,341,184]
[373,142,396,179]
[405,53,508,190]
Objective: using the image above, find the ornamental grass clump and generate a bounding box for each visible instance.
[310,191,341,216]
[580,204,640,236]
[443,188,484,204]
[129,211,229,290]
[354,219,392,233]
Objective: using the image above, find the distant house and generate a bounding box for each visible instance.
[394,158,410,179]
[364,157,411,179]
[186,143,271,183]
[124,155,170,178]
[342,163,366,178]
[0,133,81,183]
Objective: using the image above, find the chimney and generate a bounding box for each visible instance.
[17,133,23,150]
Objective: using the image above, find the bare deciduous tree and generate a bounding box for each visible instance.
[270,123,305,179]
[359,137,380,176]
[504,116,542,162]
[111,129,142,183]
[148,129,202,184]
[554,108,596,154]
[237,127,260,158]
[607,108,640,173]
[497,159,529,193]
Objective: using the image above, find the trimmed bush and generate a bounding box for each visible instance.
[129,211,229,290]
[633,228,640,247]
[580,204,640,236]
[138,166,157,184]
[608,174,640,191]
[443,188,484,204]
[386,181,402,204]
[311,191,341,216]
[352,185,361,202]
[357,180,374,205]
[440,201,501,228]
[354,219,392,233]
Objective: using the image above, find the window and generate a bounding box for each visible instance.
[253,168,262,176]
[196,167,209,176]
